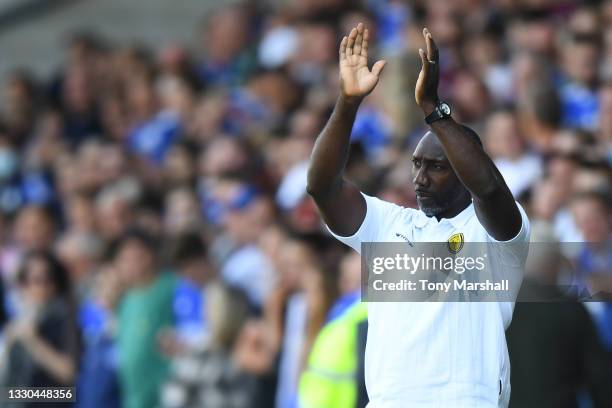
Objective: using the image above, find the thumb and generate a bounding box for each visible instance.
[372,60,387,77]
[418,49,429,73]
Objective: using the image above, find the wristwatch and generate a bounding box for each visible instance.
[424,101,452,124]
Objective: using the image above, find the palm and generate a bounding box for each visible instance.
[415,27,439,110]
[341,55,379,96]
[339,23,385,99]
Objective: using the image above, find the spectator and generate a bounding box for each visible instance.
[266,238,337,408]
[571,191,612,298]
[2,70,40,146]
[485,109,542,198]
[56,231,103,301]
[13,206,56,253]
[570,191,612,351]
[164,232,213,351]
[0,277,7,330]
[163,188,202,236]
[559,34,601,130]
[1,251,79,405]
[161,282,257,408]
[206,178,275,307]
[0,1,610,406]
[59,65,103,146]
[507,223,612,408]
[197,5,256,87]
[76,265,122,408]
[298,251,367,408]
[113,229,177,408]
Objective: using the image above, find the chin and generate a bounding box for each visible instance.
[418,203,443,217]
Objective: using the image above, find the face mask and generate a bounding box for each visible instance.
[0,148,18,179]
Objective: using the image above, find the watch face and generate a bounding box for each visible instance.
[440,103,451,115]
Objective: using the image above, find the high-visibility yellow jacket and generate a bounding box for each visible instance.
[298,301,368,408]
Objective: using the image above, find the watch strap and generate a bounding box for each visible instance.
[425,102,451,125]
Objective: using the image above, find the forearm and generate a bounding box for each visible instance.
[23,335,76,384]
[429,118,506,199]
[306,95,361,197]
[415,27,521,239]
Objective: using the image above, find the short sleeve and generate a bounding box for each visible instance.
[486,202,530,244]
[485,202,531,328]
[325,193,403,253]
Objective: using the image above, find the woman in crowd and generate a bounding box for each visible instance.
[161,282,260,408]
[1,251,79,407]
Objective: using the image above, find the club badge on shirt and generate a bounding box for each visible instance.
[447,232,464,254]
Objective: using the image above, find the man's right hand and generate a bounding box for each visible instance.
[307,23,376,236]
[340,23,386,102]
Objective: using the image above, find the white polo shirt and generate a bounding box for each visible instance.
[327,193,530,408]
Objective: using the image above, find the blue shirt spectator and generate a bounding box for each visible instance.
[126,111,181,165]
[77,301,121,408]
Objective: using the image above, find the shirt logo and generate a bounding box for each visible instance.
[395,232,414,246]
[447,232,464,254]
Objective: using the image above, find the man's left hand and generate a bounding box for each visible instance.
[415,28,440,115]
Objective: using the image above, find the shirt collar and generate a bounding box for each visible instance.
[413,211,430,228]
[414,202,475,229]
[446,202,475,229]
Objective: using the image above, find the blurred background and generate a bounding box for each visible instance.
[0,0,610,407]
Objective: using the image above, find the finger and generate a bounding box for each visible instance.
[361,29,369,57]
[419,48,429,73]
[354,23,364,56]
[346,27,357,55]
[428,31,439,62]
[339,36,348,59]
[424,28,433,61]
[424,28,438,62]
[371,60,387,77]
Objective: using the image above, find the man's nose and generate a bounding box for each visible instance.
[413,166,429,187]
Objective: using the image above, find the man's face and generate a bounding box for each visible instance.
[411,132,469,218]
[564,42,599,86]
[15,207,54,250]
[572,198,610,243]
[180,258,211,284]
[485,112,523,160]
[115,239,154,287]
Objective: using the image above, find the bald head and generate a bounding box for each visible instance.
[417,127,482,155]
[415,131,446,161]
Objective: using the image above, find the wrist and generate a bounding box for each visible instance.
[20,332,38,348]
[423,100,452,125]
[421,100,438,116]
[339,93,364,108]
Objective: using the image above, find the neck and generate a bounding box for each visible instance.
[135,270,156,287]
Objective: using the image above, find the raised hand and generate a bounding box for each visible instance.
[339,23,386,101]
[415,27,440,113]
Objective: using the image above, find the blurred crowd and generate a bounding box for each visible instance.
[0,0,611,407]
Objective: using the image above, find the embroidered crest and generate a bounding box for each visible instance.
[447,232,464,254]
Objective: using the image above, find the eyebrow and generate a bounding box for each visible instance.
[412,155,447,163]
